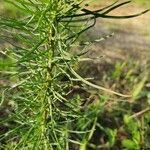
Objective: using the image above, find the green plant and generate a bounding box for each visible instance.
[0,0,149,149]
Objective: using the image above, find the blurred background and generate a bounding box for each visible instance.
[78,0,150,98]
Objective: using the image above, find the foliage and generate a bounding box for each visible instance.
[0,0,149,149]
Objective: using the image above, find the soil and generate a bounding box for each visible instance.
[83,3,150,62]
[77,3,150,82]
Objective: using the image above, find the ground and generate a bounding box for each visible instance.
[78,0,150,92]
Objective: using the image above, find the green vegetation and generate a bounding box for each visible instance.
[134,0,150,7]
[0,0,150,149]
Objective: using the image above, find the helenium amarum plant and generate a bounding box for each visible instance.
[0,0,149,149]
